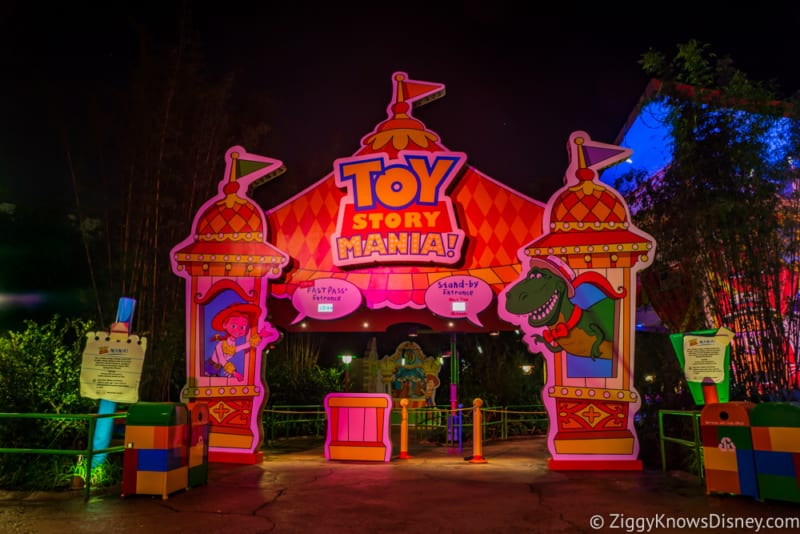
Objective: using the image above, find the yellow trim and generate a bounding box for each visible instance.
[328,445,387,462]
[528,241,652,255]
[183,387,260,399]
[554,437,634,454]
[209,431,253,449]
[549,386,638,403]
[327,396,390,408]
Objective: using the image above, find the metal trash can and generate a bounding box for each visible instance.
[700,401,758,498]
[750,401,800,503]
[121,402,190,499]
[188,403,209,488]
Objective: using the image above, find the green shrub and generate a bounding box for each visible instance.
[0,315,102,490]
[268,365,343,406]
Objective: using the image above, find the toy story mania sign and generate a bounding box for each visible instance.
[331,151,467,266]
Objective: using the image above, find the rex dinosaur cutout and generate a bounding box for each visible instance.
[504,259,626,360]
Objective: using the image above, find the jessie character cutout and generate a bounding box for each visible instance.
[206,303,262,381]
[424,375,441,407]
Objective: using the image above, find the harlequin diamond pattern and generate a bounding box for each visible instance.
[553,186,627,225]
[267,165,545,307]
[198,201,263,237]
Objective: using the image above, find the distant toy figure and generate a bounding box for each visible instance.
[206,303,264,381]
[423,375,440,407]
[393,347,426,397]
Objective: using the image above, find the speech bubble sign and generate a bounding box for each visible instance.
[291,278,363,324]
[424,275,492,326]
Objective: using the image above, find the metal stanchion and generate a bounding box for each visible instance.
[399,398,412,459]
[469,398,488,464]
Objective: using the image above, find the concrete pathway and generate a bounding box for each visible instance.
[1,436,798,533]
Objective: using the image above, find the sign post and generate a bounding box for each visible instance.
[80,297,142,470]
[670,327,734,405]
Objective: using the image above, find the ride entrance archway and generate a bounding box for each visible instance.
[171,72,653,470]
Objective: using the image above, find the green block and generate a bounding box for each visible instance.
[127,402,190,427]
[716,425,753,449]
[757,473,800,503]
[751,402,800,428]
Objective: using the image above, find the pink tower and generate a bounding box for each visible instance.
[171,146,288,464]
[500,131,656,470]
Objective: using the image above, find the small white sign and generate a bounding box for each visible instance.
[80,332,147,403]
[683,334,726,383]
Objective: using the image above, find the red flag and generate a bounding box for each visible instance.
[394,72,445,108]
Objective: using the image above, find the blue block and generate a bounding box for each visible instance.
[754,450,795,477]
[736,452,759,498]
[137,447,188,472]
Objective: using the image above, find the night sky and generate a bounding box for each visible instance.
[2,1,800,327]
[3,2,800,202]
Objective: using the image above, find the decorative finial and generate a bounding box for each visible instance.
[222,151,244,208]
[229,152,240,183]
[391,73,411,119]
[395,73,406,103]
[574,137,594,182]
[575,137,586,168]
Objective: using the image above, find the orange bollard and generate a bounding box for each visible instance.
[399,398,412,459]
[469,398,488,464]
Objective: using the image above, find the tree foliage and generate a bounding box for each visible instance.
[265,332,339,405]
[54,9,275,401]
[0,316,99,489]
[0,316,97,413]
[457,332,543,407]
[619,40,800,397]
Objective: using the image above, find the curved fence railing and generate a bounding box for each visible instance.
[0,403,549,497]
[262,403,549,447]
[263,404,327,444]
[0,411,127,500]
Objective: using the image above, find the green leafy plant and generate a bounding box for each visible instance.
[0,315,106,490]
[624,40,800,397]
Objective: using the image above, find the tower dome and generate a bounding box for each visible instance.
[172,151,287,277]
[525,132,653,270]
[195,176,264,244]
[549,136,630,235]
